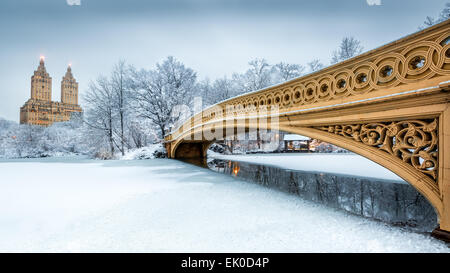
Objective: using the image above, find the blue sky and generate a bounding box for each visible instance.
[0,0,447,122]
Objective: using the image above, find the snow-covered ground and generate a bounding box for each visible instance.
[0,157,448,252]
[120,143,166,160]
[209,153,405,182]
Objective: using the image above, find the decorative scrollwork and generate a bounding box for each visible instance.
[314,119,439,181]
[169,22,450,142]
[214,23,450,119]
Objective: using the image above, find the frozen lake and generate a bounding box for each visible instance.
[209,153,405,181]
[0,157,448,252]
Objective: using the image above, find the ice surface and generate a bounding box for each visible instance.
[209,153,405,182]
[0,157,447,252]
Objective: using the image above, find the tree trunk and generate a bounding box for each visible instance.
[159,122,167,140]
[109,116,114,155]
[257,129,261,150]
[120,111,125,156]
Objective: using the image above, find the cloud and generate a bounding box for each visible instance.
[66,0,81,6]
[366,0,381,6]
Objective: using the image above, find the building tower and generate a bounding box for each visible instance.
[31,56,52,101]
[61,65,79,105]
[20,57,83,126]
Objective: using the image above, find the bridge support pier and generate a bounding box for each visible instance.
[432,228,450,243]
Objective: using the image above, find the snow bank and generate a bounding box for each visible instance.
[121,144,167,160]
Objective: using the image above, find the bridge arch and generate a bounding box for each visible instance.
[168,121,443,223]
[165,20,450,240]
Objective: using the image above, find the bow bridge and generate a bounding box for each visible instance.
[165,20,450,240]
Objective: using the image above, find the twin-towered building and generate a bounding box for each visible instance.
[20,57,83,126]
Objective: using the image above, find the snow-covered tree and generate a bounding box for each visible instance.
[420,2,450,29]
[110,60,132,156]
[127,119,158,148]
[0,116,96,159]
[307,59,324,73]
[233,58,274,93]
[83,60,157,157]
[273,62,305,82]
[331,37,363,64]
[130,56,197,138]
[423,16,436,28]
[212,77,238,102]
[84,76,117,155]
[197,78,214,107]
[201,77,239,106]
[439,3,450,22]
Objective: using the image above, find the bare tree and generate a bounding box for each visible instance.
[233,58,274,93]
[198,78,212,107]
[110,60,131,156]
[423,16,436,28]
[307,59,324,73]
[128,120,157,148]
[274,62,305,82]
[202,77,239,105]
[420,2,450,29]
[440,3,450,22]
[331,37,363,64]
[230,58,275,149]
[130,56,197,138]
[83,61,135,157]
[84,77,116,155]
